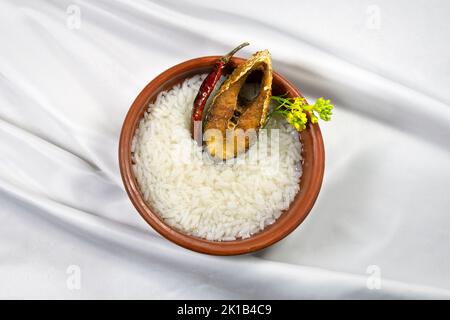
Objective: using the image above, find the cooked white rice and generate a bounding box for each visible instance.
[132,74,302,241]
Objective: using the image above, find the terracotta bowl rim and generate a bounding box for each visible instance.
[119,56,325,255]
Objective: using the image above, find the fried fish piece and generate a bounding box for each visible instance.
[203,50,273,160]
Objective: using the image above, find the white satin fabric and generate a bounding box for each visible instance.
[1,0,449,299]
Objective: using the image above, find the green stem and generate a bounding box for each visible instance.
[220,42,250,64]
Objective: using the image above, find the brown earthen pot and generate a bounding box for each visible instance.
[119,56,325,255]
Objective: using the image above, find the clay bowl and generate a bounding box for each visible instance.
[119,56,325,255]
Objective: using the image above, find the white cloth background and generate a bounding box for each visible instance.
[0,0,449,299]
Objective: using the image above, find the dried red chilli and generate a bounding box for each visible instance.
[191,42,249,143]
